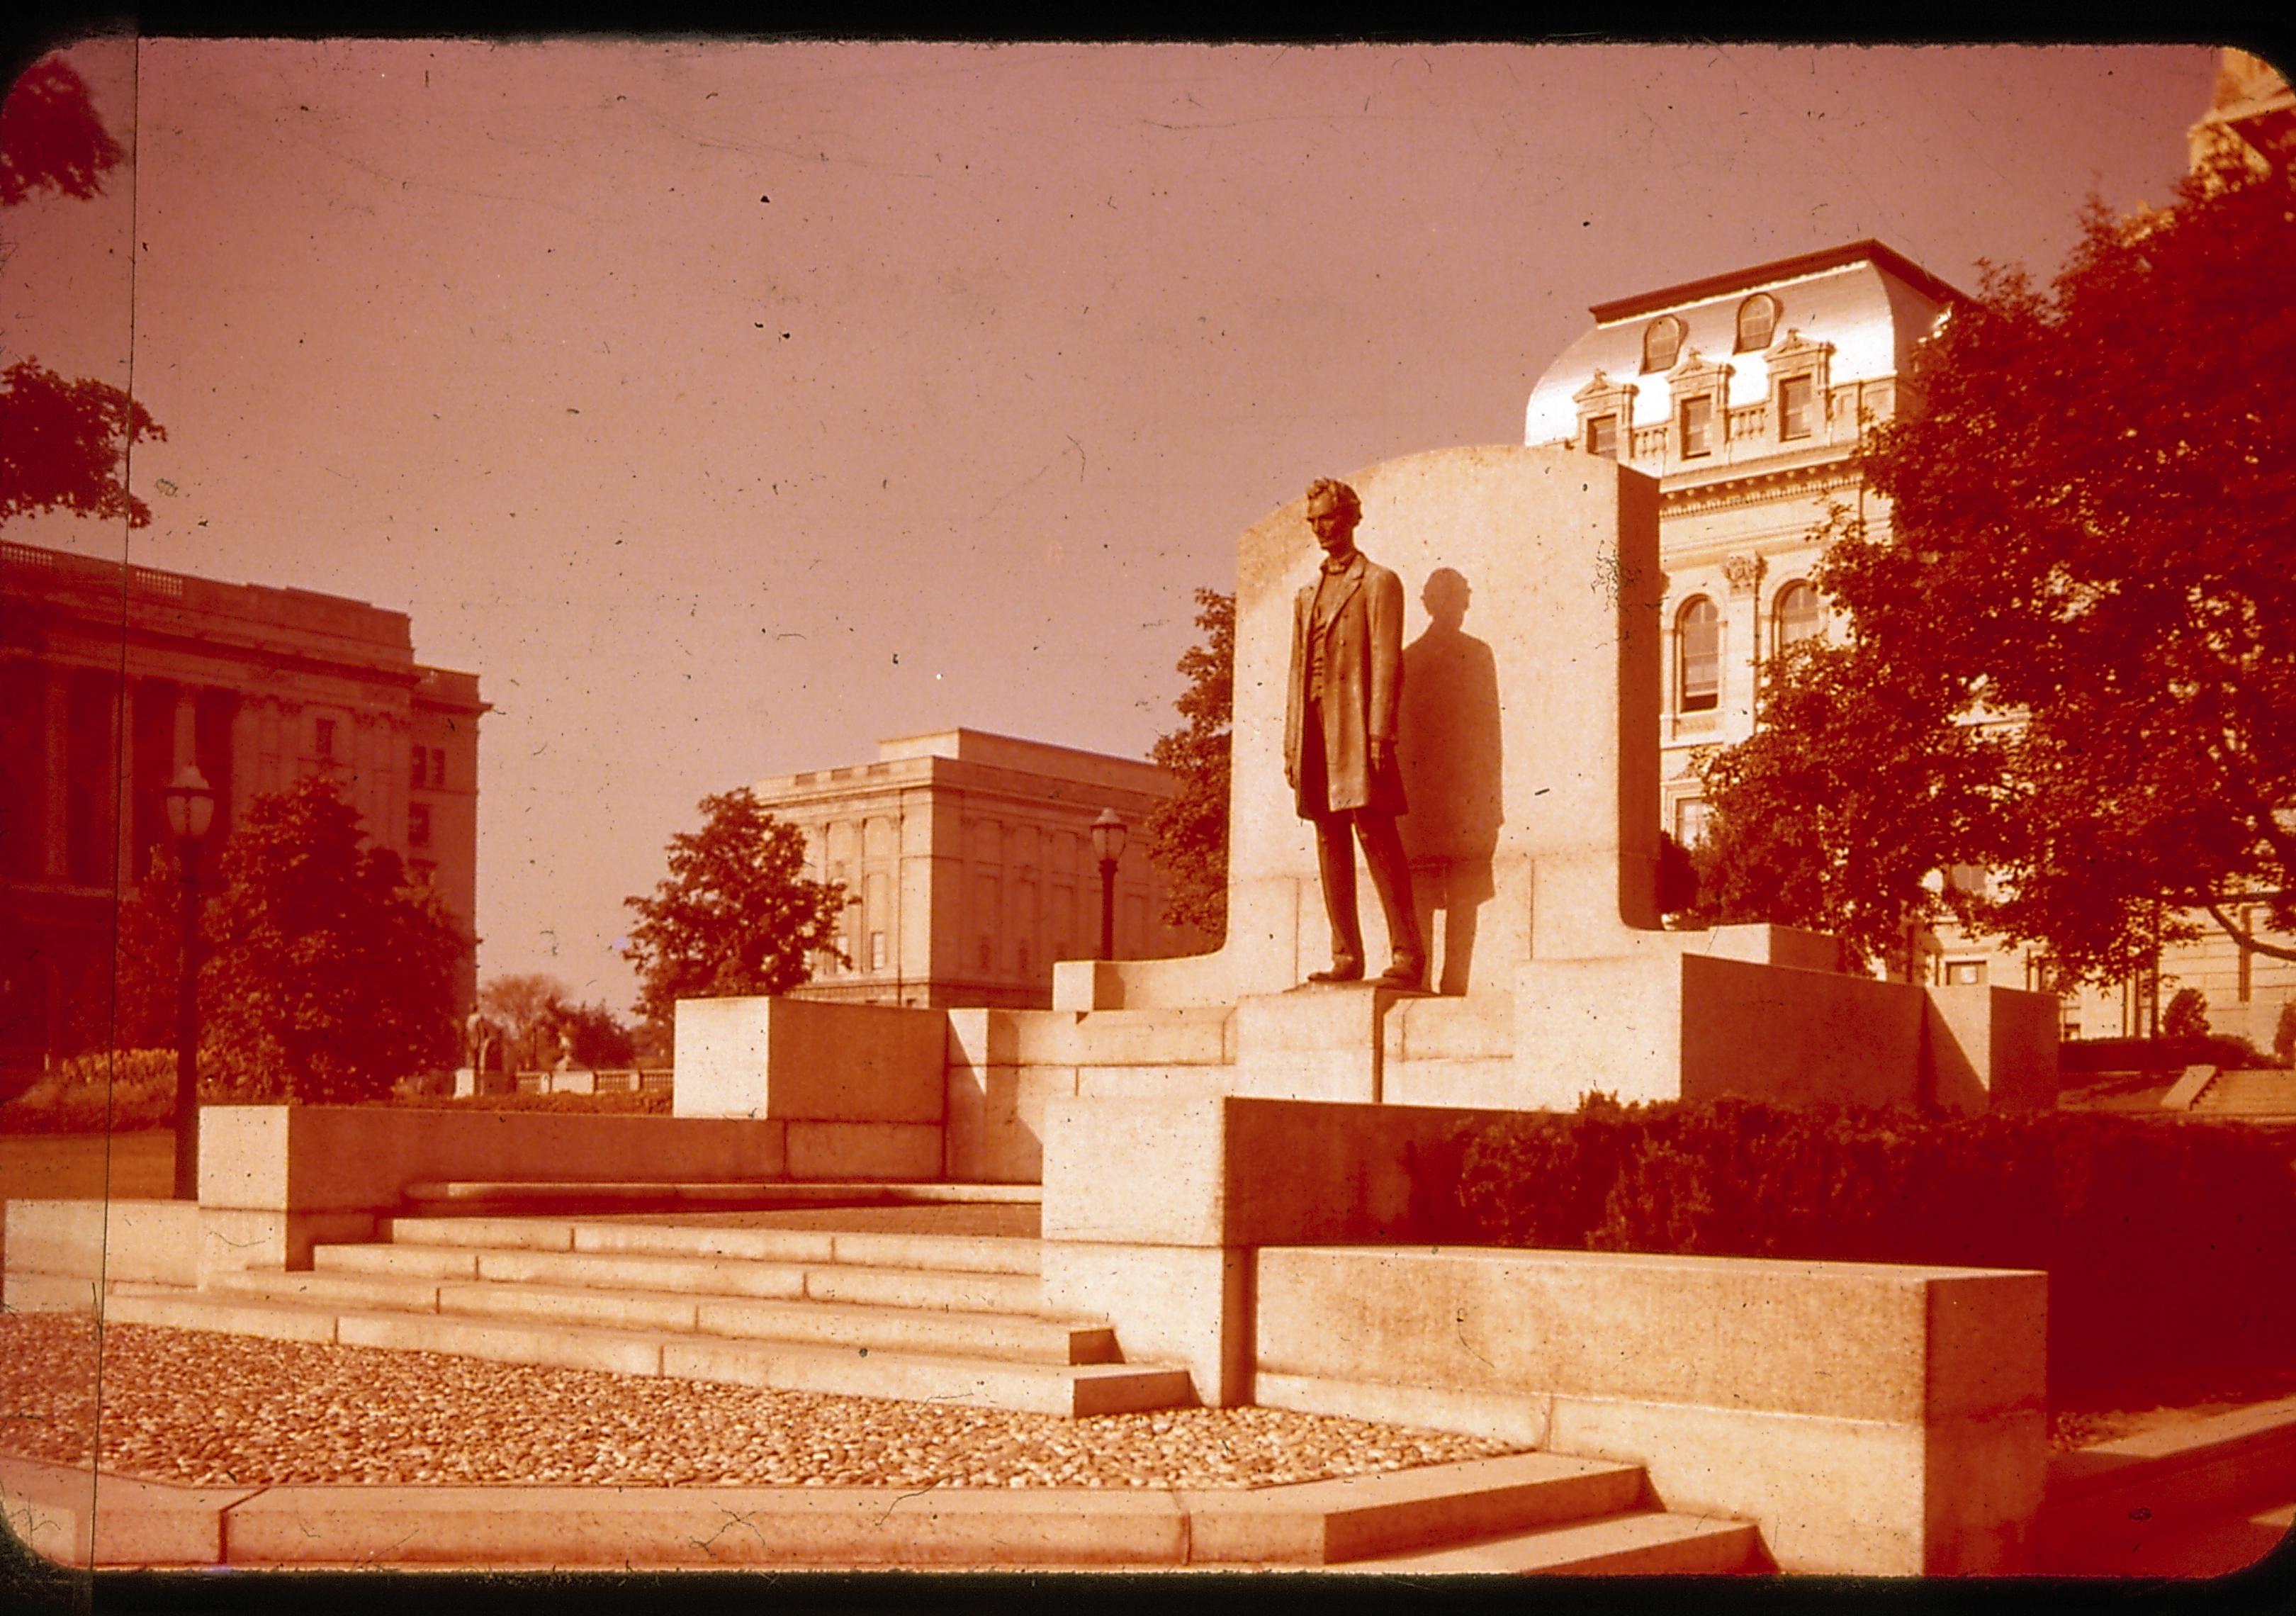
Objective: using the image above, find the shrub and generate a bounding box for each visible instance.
[2161,987,2210,1040]
[1445,1096,2296,1408]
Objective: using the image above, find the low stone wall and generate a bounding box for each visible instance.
[1253,1245,2048,1576]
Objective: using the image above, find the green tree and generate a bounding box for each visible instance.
[479,972,569,1073]
[2161,987,2211,1042]
[196,777,468,1101]
[1,57,167,529]
[1144,588,1233,941]
[1699,162,2296,984]
[622,788,849,1024]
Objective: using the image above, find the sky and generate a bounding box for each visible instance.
[0,38,2222,1014]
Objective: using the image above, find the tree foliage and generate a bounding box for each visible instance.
[1,57,165,529]
[127,777,470,1101]
[1699,163,2296,983]
[478,972,636,1071]
[621,789,848,1024]
[1144,588,1232,940]
[1,56,123,206]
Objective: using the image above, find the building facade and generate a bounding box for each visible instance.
[0,539,485,1071]
[1524,239,1962,853]
[749,728,1208,1011]
[1524,224,2295,1049]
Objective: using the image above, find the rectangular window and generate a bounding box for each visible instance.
[430,748,446,789]
[1585,413,1617,459]
[315,717,337,759]
[409,858,436,887]
[1779,374,1813,440]
[1673,797,1711,848]
[1945,960,1987,986]
[869,931,887,970]
[1679,395,1712,458]
[410,749,427,789]
[408,802,432,847]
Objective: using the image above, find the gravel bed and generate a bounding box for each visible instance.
[0,1313,1519,1490]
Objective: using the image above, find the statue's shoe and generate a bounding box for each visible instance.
[1307,964,1365,983]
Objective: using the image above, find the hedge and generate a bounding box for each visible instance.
[1425,1095,2296,1408]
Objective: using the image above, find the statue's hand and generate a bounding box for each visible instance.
[1370,737,1396,773]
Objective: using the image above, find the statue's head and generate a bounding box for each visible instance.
[1305,478,1361,552]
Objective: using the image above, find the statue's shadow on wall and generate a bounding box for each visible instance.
[1397,568,1503,995]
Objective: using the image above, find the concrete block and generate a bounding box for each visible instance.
[801,1263,1042,1314]
[673,995,946,1123]
[383,1216,576,1251]
[826,1231,1041,1274]
[1924,984,2060,1113]
[437,1281,703,1333]
[470,1248,810,1299]
[211,1269,443,1313]
[1356,1509,1762,1575]
[660,1336,1189,1417]
[218,1484,1189,1567]
[334,1311,666,1376]
[1384,989,1514,1062]
[1548,1394,1923,1576]
[944,1062,1071,1183]
[1179,1451,1643,1564]
[1042,1097,1230,1245]
[1512,952,1926,1111]
[1232,985,1390,1101]
[4,1270,99,1311]
[945,1005,1021,1070]
[0,1456,258,1568]
[198,1209,377,1276]
[569,1222,835,1262]
[1039,1242,1249,1407]
[1072,1064,1229,1101]
[692,1296,1117,1363]
[1251,1370,1550,1449]
[198,1106,788,1214]
[102,1289,342,1343]
[1380,1057,1521,1110]
[0,1198,193,1283]
[1684,922,1845,972]
[784,1121,942,1181]
[313,1242,478,1281]
[1252,1245,2047,1576]
[1008,1007,1233,1067]
[1042,1095,1504,1249]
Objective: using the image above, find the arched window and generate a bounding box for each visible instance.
[1735,293,1779,353]
[1677,597,1720,713]
[1641,316,1685,375]
[1773,581,1823,653]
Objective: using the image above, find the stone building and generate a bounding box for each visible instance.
[0,539,485,1070]
[748,728,1207,1011]
[1524,223,2295,1049]
[1523,238,1963,855]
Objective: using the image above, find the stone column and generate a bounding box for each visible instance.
[172,685,198,776]
[1721,553,1766,739]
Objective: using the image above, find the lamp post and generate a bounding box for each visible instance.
[163,764,215,1201]
[1090,808,1127,962]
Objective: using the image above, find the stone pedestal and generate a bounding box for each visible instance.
[1232,983,1416,1102]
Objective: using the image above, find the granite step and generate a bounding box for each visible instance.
[98,1285,1191,1417]
[1342,1508,1763,1574]
[210,1267,1118,1363]
[311,1240,1047,1313]
[382,1217,1043,1275]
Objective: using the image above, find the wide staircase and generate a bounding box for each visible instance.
[106,1214,1187,1418]
[90,1213,1765,1572]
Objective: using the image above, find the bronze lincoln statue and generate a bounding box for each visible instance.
[1283,478,1427,990]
